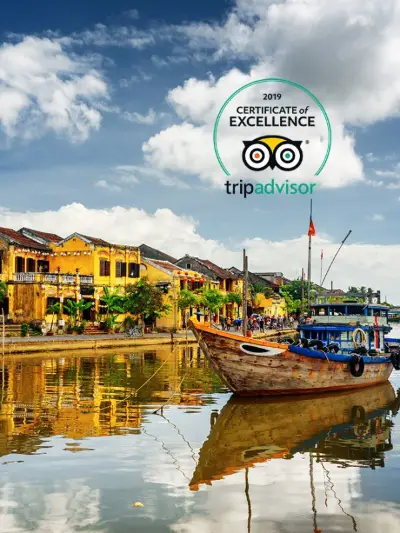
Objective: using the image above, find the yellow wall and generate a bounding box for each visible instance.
[254,293,287,316]
[142,260,212,330]
[0,235,141,325]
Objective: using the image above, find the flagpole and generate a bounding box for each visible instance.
[307,199,312,313]
[320,250,323,287]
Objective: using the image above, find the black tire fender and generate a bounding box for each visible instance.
[349,355,365,377]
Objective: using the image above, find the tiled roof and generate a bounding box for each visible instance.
[139,244,177,263]
[19,227,63,244]
[197,259,238,280]
[0,227,50,250]
[78,234,111,246]
[150,259,178,272]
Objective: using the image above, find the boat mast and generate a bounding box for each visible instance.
[307,199,313,313]
[242,249,248,337]
[321,230,352,288]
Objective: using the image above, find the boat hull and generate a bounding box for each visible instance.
[190,323,394,396]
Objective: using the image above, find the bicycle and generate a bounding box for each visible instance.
[125,326,143,337]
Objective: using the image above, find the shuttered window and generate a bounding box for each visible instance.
[100,259,110,276]
[116,261,127,277]
[128,263,140,278]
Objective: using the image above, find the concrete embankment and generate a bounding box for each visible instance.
[0,328,297,355]
[1,333,197,355]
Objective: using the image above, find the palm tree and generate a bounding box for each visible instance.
[0,281,6,304]
[226,291,242,318]
[47,302,61,332]
[200,289,226,322]
[178,289,200,326]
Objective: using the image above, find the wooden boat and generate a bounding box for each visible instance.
[188,320,396,396]
[189,382,397,491]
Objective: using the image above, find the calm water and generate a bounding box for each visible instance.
[0,344,400,533]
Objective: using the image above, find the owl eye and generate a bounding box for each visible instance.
[242,142,271,171]
[274,142,303,171]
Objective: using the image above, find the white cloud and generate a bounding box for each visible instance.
[365,153,379,163]
[142,0,400,189]
[122,108,165,125]
[68,23,154,48]
[0,36,108,142]
[0,203,400,301]
[375,170,400,178]
[365,180,384,188]
[114,165,190,189]
[372,213,384,221]
[94,180,122,192]
[143,66,363,188]
[119,70,151,88]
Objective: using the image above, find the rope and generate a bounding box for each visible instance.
[95,343,179,413]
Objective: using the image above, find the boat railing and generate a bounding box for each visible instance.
[310,316,387,326]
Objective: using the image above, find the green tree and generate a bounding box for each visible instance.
[125,277,171,332]
[178,289,200,325]
[101,286,126,329]
[0,281,6,303]
[200,288,226,320]
[226,291,242,317]
[47,302,61,332]
[63,299,92,328]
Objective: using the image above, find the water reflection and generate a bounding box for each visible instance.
[189,382,400,533]
[0,345,224,457]
[191,383,398,491]
[0,348,399,533]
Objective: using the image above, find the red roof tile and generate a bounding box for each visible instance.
[19,227,63,244]
[197,259,238,280]
[0,227,50,250]
[150,259,178,272]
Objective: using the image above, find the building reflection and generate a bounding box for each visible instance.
[0,345,217,457]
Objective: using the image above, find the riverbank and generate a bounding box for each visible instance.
[0,328,297,355]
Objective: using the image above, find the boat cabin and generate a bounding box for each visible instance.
[298,303,391,354]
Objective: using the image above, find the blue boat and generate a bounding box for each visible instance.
[297,302,392,355]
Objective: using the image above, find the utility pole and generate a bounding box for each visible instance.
[300,267,305,316]
[242,249,248,338]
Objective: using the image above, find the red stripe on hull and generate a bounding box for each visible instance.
[235,377,390,396]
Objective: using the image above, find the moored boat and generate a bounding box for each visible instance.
[189,316,398,396]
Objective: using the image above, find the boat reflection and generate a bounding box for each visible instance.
[190,382,399,491]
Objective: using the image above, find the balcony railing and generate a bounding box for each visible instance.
[61,275,75,284]
[80,275,94,284]
[14,272,36,282]
[12,273,94,285]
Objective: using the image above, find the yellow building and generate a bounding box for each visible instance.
[174,256,243,322]
[141,257,215,330]
[252,293,287,316]
[0,227,140,327]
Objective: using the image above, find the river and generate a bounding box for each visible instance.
[0,344,399,533]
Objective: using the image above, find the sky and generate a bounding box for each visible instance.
[1,0,400,300]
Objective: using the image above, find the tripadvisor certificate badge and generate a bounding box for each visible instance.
[213,78,332,198]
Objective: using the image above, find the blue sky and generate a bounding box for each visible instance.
[1,0,400,298]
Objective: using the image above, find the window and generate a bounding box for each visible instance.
[128,263,140,278]
[180,279,186,290]
[186,263,191,269]
[0,252,2,274]
[116,261,127,278]
[37,260,49,273]
[100,259,110,276]
[27,258,36,272]
[46,297,59,309]
[15,256,25,273]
